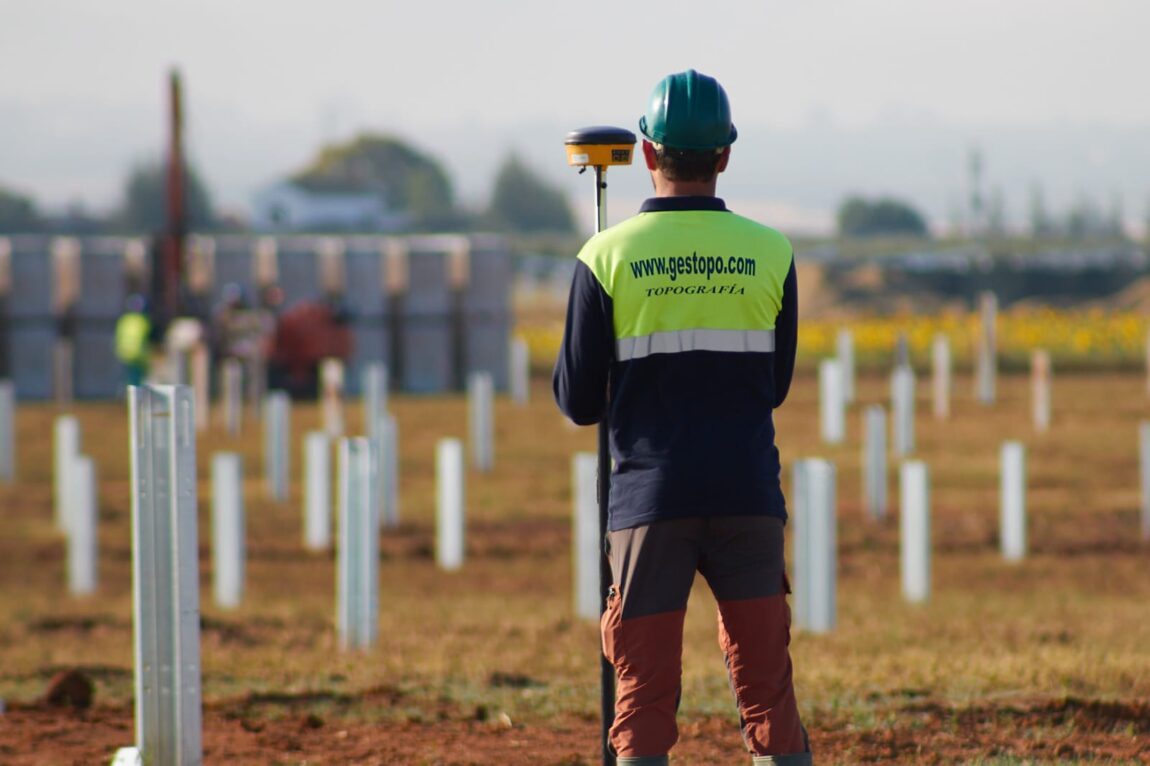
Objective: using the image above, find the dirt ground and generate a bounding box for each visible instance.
[2,368,1150,765]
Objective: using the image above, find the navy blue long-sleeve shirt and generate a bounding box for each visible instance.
[554,196,798,530]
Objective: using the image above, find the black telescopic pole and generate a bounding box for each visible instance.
[563,126,634,766]
[594,165,616,766]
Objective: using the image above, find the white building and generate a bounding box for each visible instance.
[250,182,409,232]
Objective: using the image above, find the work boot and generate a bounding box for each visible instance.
[617,757,669,766]
[752,754,811,765]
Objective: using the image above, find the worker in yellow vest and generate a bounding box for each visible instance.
[115,294,152,388]
[554,70,809,766]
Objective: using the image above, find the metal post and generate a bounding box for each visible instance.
[337,437,379,649]
[303,431,332,551]
[436,438,465,570]
[836,329,855,404]
[510,337,530,405]
[891,365,916,457]
[0,380,13,484]
[68,455,97,596]
[127,384,202,765]
[362,363,387,439]
[54,415,80,532]
[1032,350,1051,433]
[263,391,290,501]
[468,371,494,472]
[976,291,997,405]
[793,458,836,633]
[211,453,244,609]
[1000,441,1027,561]
[819,359,845,444]
[1140,423,1150,542]
[932,333,951,420]
[862,405,887,521]
[573,452,599,620]
[900,460,930,603]
[380,414,400,529]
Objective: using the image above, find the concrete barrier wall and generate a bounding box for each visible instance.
[0,234,510,400]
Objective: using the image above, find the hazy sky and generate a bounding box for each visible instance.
[2,0,1147,231]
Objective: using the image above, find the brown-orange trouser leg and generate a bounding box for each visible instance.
[603,520,699,758]
[701,516,807,757]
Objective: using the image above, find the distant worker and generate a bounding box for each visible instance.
[554,70,809,765]
[266,292,353,399]
[115,294,152,387]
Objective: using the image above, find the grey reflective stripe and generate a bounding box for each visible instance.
[616,328,775,361]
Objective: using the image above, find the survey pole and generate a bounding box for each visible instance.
[565,125,635,766]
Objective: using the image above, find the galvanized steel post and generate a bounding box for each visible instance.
[128,384,202,765]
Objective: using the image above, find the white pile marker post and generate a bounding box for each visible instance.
[127,385,202,765]
[1145,331,1150,397]
[792,458,837,634]
[1139,422,1150,542]
[380,414,400,529]
[303,431,332,551]
[211,453,245,610]
[573,452,599,620]
[1000,440,1027,562]
[900,460,930,603]
[190,342,210,432]
[976,291,997,405]
[221,359,243,436]
[263,391,291,501]
[862,405,888,522]
[0,380,14,483]
[68,455,97,596]
[510,337,530,405]
[932,333,951,420]
[468,371,495,472]
[1031,349,1051,433]
[891,365,916,457]
[54,415,80,532]
[362,363,388,438]
[819,359,845,445]
[836,328,856,404]
[321,358,345,437]
[436,438,465,571]
[336,437,379,650]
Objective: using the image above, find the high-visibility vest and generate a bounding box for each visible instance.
[578,208,792,356]
[115,313,151,364]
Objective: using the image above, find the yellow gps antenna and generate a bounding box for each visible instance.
[565,126,636,232]
[565,125,635,766]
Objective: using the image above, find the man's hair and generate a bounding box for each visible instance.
[652,144,724,182]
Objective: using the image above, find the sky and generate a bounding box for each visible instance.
[2,0,1148,234]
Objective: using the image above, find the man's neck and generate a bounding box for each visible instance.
[652,177,718,198]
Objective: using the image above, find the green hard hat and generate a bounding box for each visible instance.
[639,69,737,150]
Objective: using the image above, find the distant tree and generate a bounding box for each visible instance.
[292,133,457,228]
[0,183,42,233]
[837,196,928,238]
[119,160,215,233]
[487,154,575,233]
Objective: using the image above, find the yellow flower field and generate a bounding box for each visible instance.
[519,308,1150,371]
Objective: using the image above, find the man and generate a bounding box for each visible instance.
[115,294,152,388]
[553,70,809,765]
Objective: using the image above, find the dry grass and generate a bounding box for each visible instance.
[1,366,1148,763]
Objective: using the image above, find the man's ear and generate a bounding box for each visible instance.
[716,146,731,174]
[642,139,659,170]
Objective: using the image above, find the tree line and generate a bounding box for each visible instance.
[0,132,576,236]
